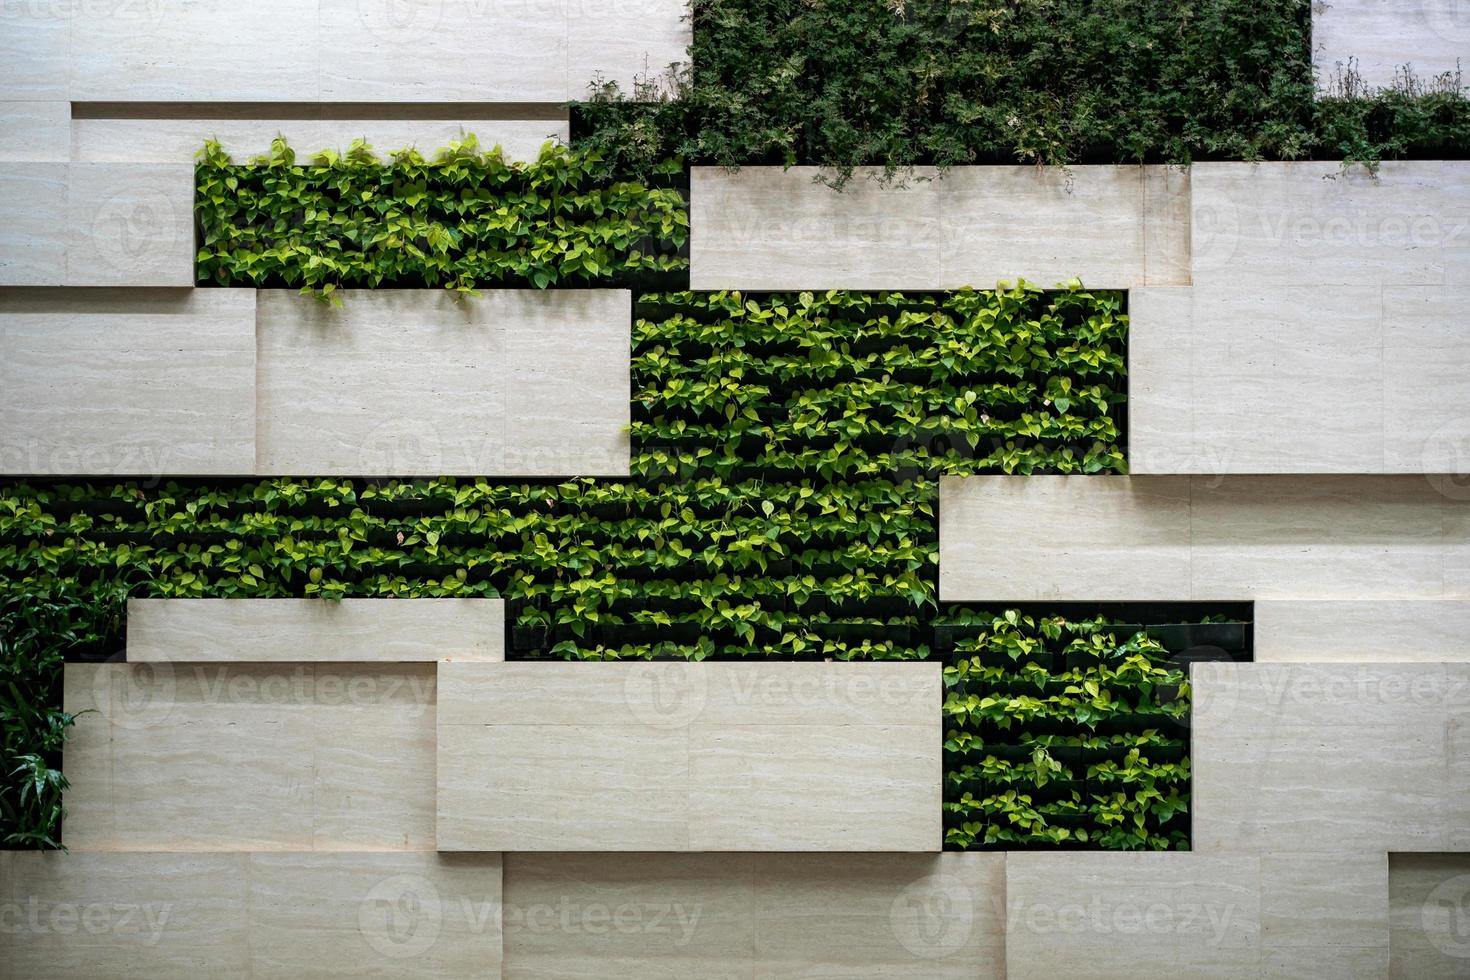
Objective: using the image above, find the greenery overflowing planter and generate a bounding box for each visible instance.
[573,0,1470,183]
[195,138,689,298]
[0,284,1127,846]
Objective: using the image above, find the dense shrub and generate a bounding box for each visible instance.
[196,137,689,298]
[573,0,1470,184]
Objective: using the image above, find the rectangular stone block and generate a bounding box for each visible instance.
[1313,0,1470,93]
[939,475,1470,601]
[126,598,505,663]
[502,852,1004,979]
[0,0,69,101]
[691,165,1189,291]
[0,851,501,979]
[1005,852,1388,979]
[437,662,942,851]
[255,289,631,476]
[0,162,194,287]
[63,662,437,851]
[0,288,256,475]
[1192,663,1470,853]
[1255,600,1470,662]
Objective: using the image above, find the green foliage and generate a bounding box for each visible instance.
[941,609,1195,850]
[0,583,124,849]
[195,136,689,298]
[574,0,1470,184]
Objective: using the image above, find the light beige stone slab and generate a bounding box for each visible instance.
[69,0,321,102]
[437,662,942,851]
[0,162,194,287]
[0,288,256,475]
[1,851,502,979]
[938,475,1194,601]
[1192,663,1470,852]
[0,100,69,161]
[71,117,568,164]
[1005,852,1389,979]
[63,162,195,286]
[63,662,437,851]
[691,164,1189,290]
[1255,600,1470,662]
[1193,161,1470,286]
[255,289,631,476]
[1313,0,1470,92]
[1389,853,1470,979]
[939,475,1470,601]
[501,852,1003,979]
[567,0,691,95]
[126,598,505,663]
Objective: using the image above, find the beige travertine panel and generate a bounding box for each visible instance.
[1313,0,1470,92]
[0,288,256,475]
[0,851,502,979]
[939,474,1470,601]
[501,852,1003,979]
[437,662,941,851]
[71,117,568,163]
[566,0,691,95]
[63,662,437,851]
[0,162,194,287]
[2,852,251,979]
[1389,853,1470,979]
[1005,852,1388,979]
[0,100,69,160]
[938,475,1194,601]
[1191,161,1470,287]
[69,0,320,102]
[691,165,1190,290]
[127,598,505,663]
[1192,663,1470,852]
[1255,600,1470,662]
[255,289,631,476]
[63,162,195,286]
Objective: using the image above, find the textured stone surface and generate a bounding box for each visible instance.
[939,475,1470,601]
[1255,600,1470,662]
[0,100,68,161]
[502,852,1004,979]
[63,662,437,851]
[0,289,256,475]
[691,165,1190,290]
[255,289,631,477]
[437,662,942,851]
[1389,853,1470,979]
[127,599,505,663]
[71,117,568,164]
[0,851,501,979]
[1006,852,1388,979]
[1313,0,1470,92]
[58,0,687,103]
[1192,663,1470,853]
[0,164,66,285]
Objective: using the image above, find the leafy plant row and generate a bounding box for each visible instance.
[574,0,1470,183]
[195,137,689,300]
[940,609,1200,851]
